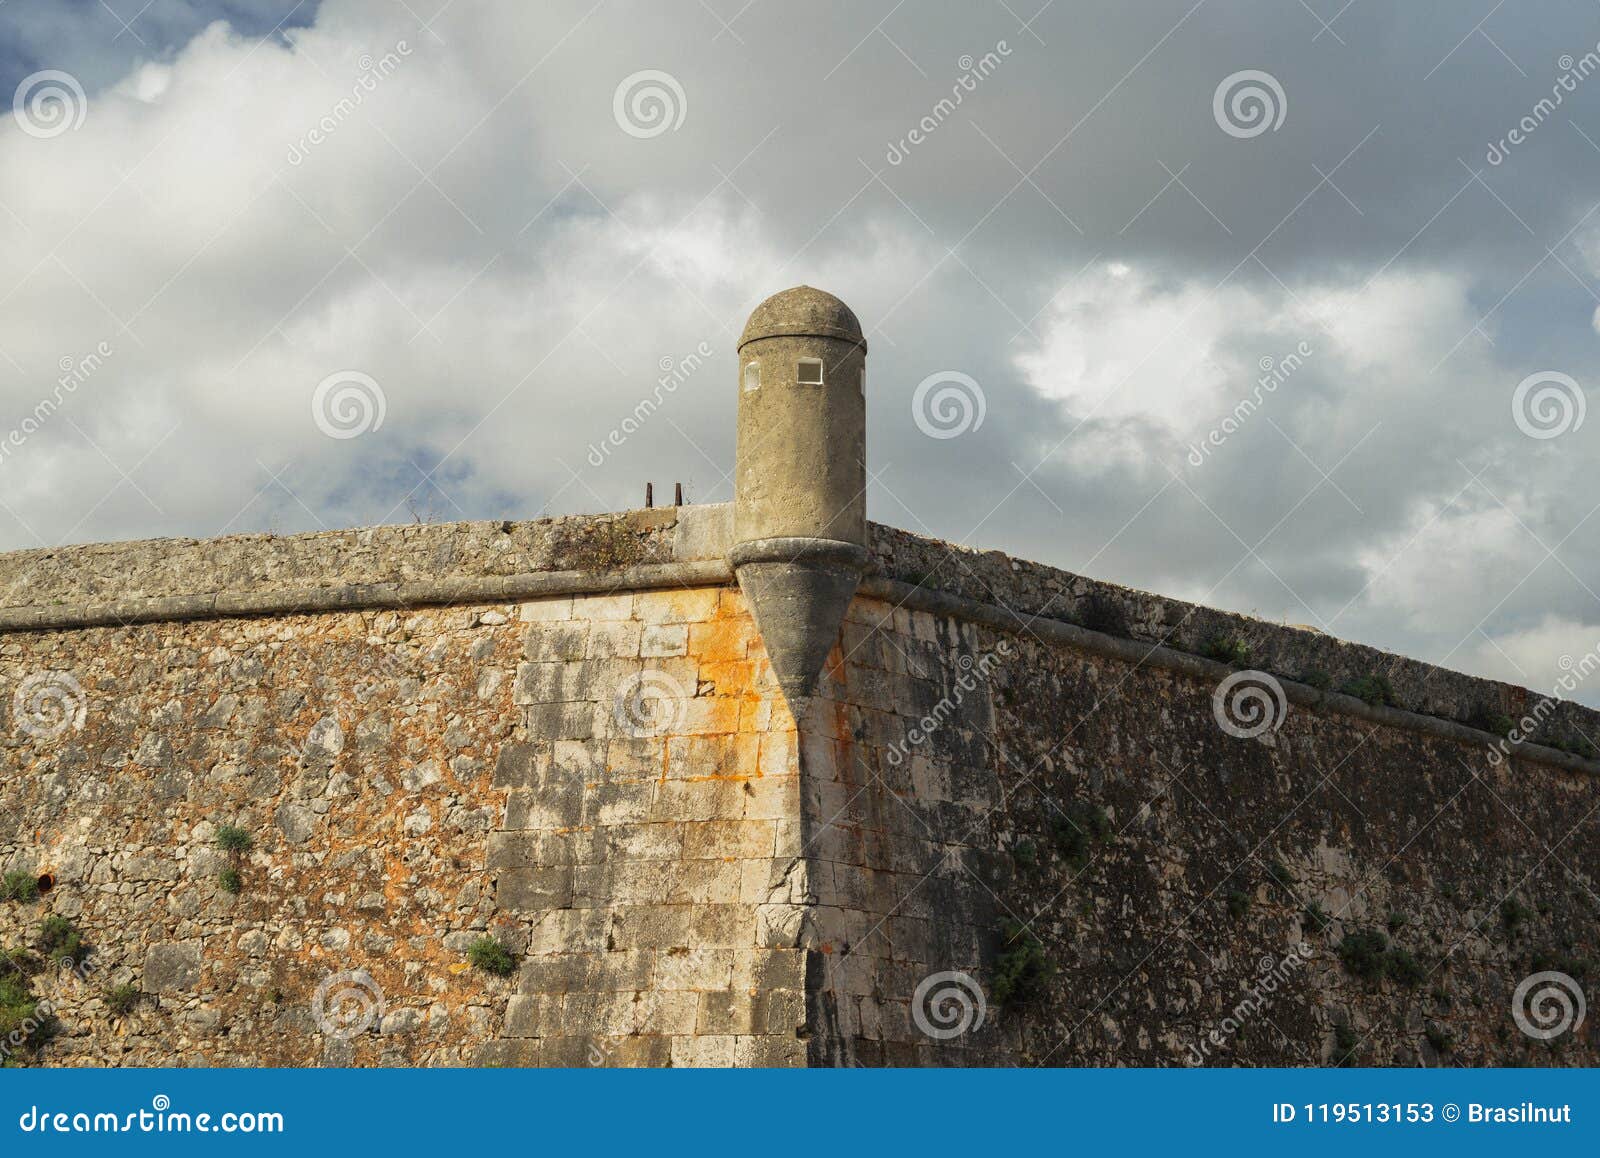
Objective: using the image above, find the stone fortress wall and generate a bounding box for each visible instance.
[2,503,1596,1066]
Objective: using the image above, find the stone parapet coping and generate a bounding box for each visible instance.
[0,560,734,631]
[862,576,1600,780]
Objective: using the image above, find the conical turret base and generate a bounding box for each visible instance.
[731,538,869,704]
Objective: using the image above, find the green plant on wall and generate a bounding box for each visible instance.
[1,872,39,904]
[0,956,53,1065]
[215,825,252,855]
[37,916,84,965]
[105,983,140,1017]
[1050,800,1112,870]
[1331,1021,1361,1067]
[1337,930,1390,981]
[215,823,253,895]
[1338,673,1395,707]
[1201,634,1251,666]
[992,919,1052,1006]
[467,937,515,978]
[1500,898,1535,937]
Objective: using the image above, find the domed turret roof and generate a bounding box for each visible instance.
[738,286,866,350]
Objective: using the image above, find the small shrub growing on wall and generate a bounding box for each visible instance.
[1050,801,1112,870]
[1386,948,1425,988]
[105,983,140,1017]
[0,965,52,1064]
[991,920,1051,1006]
[1339,674,1395,707]
[38,917,83,965]
[1332,1022,1361,1067]
[1201,634,1251,666]
[1,872,39,904]
[1338,930,1390,981]
[215,825,253,895]
[215,826,253,855]
[467,937,516,978]
[1500,898,1534,937]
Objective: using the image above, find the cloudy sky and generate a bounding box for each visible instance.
[1,0,1599,702]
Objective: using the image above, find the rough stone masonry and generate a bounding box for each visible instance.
[1,288,1597,1067]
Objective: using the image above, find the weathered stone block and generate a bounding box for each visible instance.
[502,994,554,1038]
[640,623,688,658]
[525,700,595,740]
[496,865,574,911]
[503,781,582,830]
[143,941,202,992]
[609,905,691,950]
[690,904,757,949]
[683,820,775,861]
[524,623,588,661]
